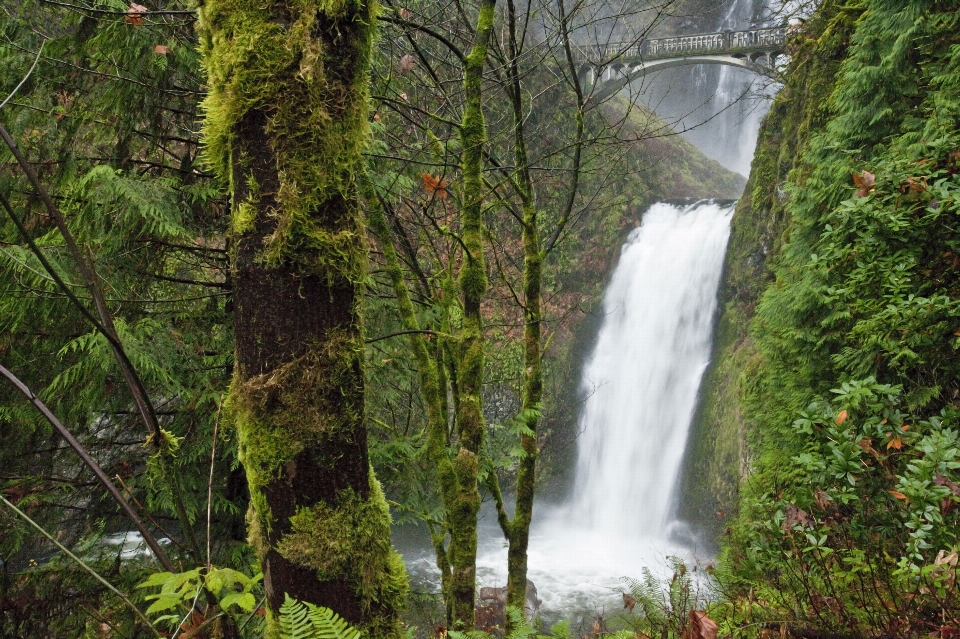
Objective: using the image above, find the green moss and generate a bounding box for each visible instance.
[198,0,374,281]
[229,332,364,533]
[278,475,408,637]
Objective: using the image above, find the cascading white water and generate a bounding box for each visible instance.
[468,199,735,615]
[568,200,735,536]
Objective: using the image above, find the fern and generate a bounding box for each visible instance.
[278,594,363,639]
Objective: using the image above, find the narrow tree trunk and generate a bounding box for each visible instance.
[197,1,406,635]
[450,0,498,628]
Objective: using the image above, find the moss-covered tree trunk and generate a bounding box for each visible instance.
[492,0,542,619]
[449,0,497,628]
[197,0,406,635]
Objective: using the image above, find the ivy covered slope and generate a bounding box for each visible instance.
[693,0,960,634]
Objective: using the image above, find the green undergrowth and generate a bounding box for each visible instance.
[691,0,960,635]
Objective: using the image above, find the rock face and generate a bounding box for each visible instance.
[475,580,543,635]
[675,3,853,543]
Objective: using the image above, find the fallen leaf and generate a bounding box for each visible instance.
[398,7,412,18]
[887,435,903,450]
[685,610,718,639]
[126,3,147,26]
[813,488,834,510]
[835,409,848,425]
[153,44,171,55]
[781,504,811,532]
[889,490,908,500]
[622,593,637,612]
[853,170,876,197]
[935,549,958,567]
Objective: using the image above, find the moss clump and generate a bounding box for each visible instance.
[229,333,364,539]
[278,477,408,638]
[197,0,373,282]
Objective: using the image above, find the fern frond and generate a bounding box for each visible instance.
[278,594,363,639]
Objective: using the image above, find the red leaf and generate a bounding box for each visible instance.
[835,409,848,425]
[126,3,147,26]
[889,490,908,501]
[853,170,875,197]
[421,173,449,200]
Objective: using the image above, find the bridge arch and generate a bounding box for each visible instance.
[581,54,781,104]
[575,24,788,103]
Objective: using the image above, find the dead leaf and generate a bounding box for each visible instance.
[153,44,170,55]
[126,3,147,26]
[934,474,960,497]
[421,173,449,200]
[836,409,848,425]
[935,549,958,567]
[886,435,903,450]
[889,490,908,501]
[853,170,876,197]
[398,7,412,18]
[813,489,834,510]
[857,438,881,458]
[781,504,811,531]
[622,593,637,612]
[398,53,416,73]
[684,610,718,639]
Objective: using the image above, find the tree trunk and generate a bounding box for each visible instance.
[197,0,406,635]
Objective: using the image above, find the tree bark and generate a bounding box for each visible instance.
[197,0,407,635]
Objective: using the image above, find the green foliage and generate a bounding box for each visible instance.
[137,567,262,629]
[0,0,243,634]
[705,0,960,634]
[620,558,706,639]
[278,594,362,639]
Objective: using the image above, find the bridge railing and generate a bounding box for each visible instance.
[572,25,787,64]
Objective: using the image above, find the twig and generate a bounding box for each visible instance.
[0,494,162,637]
[0,364,175,572]
[239,596,267,631]
[0,40,45,111]
[365,329,441,344]
[206,395,224,570]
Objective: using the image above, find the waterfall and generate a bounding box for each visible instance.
[469,199,735,615]
[568,200,734,536]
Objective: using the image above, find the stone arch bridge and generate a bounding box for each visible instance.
[574,26,789,103]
